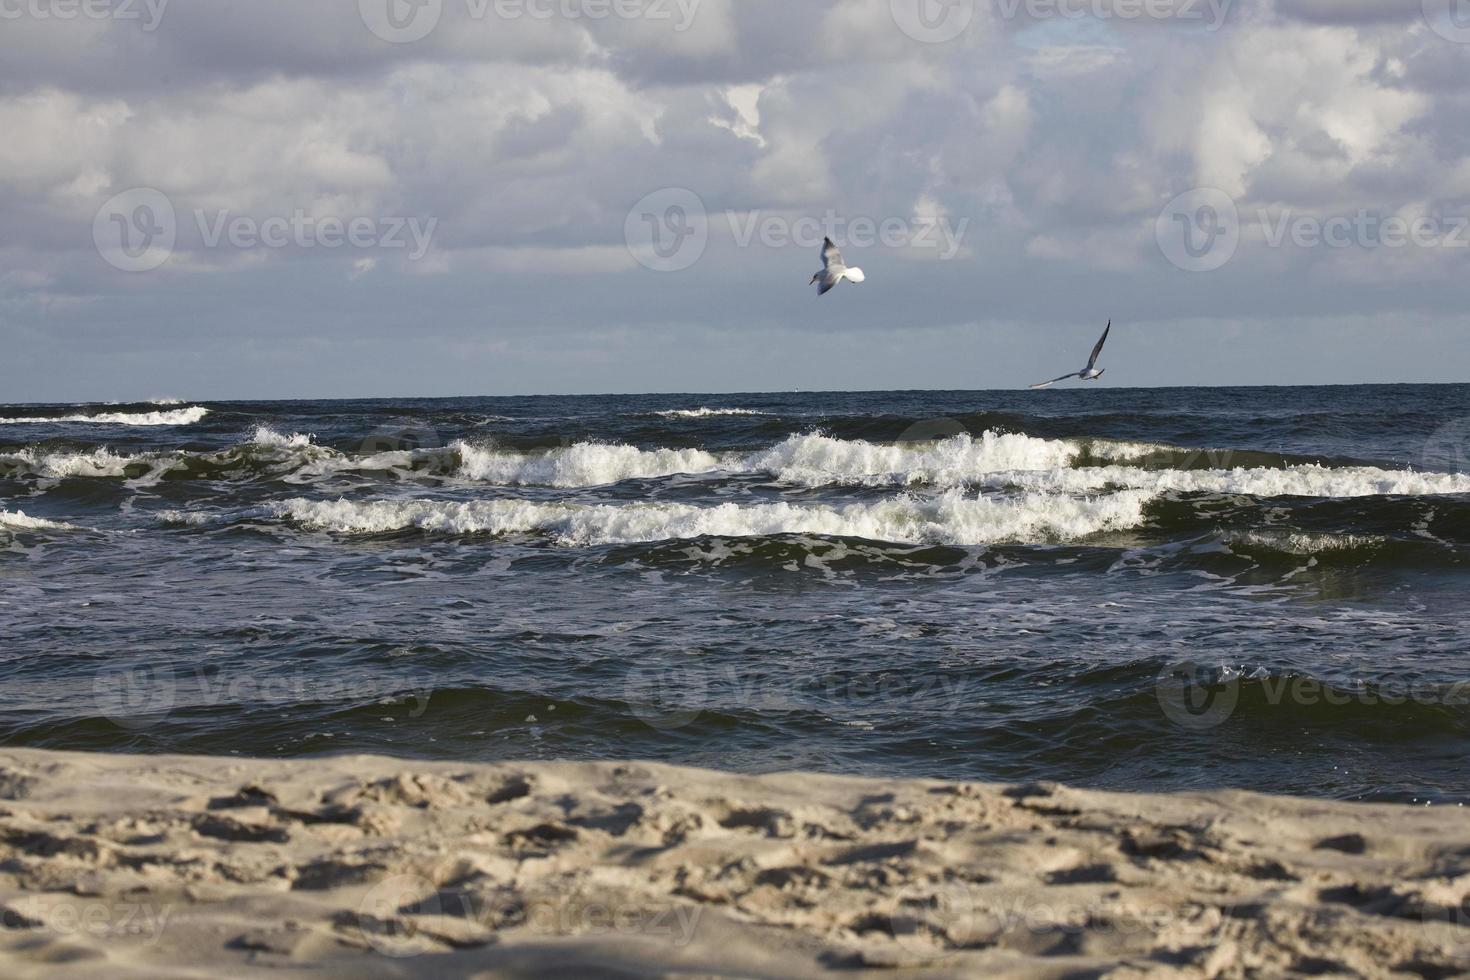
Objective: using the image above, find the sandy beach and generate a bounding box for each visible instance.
[0,748,1463,978]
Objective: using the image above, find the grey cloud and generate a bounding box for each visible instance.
[1273,0,1423,24]
[1,0,1468,400]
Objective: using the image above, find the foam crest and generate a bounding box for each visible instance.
[0,448,135,479]
[989,464,1470,498]
[0,406,208,426]
[753,432,1080,486]
[650,407,770,418]
[0,509,75,531]
[453,441,726,487]
[1225,530,1389,555]
[271,489,1154,547]
[251,427,315,448]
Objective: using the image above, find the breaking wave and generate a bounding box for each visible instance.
[6,431,1470,499]
[0,509,75,531]
[454,441,724,485]
[269,489,1157,547]
[647,407,771,418]
[0,406,209,426]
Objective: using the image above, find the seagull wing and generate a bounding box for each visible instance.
[1030,373,1081,390]
[821,237,845,273]
[1086,320,1111,371]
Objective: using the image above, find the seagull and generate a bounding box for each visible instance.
[810,237,865,296]
[1030,320,1112,389]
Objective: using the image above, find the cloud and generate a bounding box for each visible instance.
[0,0,1467,399]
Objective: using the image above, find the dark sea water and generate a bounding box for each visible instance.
[2,385,1469,804]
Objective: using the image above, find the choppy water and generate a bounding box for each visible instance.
[2,386,1468,804]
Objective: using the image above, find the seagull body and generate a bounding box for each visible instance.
[1030,321,1112,389]
[810,237,865,295]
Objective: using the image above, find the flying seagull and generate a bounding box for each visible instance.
[810,237,865,296]
[1030,321,1112,389]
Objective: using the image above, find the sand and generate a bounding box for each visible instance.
[0,748,1466,978]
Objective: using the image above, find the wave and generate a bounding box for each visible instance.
[0,447,137,480]
[251,426,314,449]
[444,433,1470,496]
[269,489,1156,547]
[7,431,1470,500]
[0,509,75,531]
[646,407,771,418]
[0,406,209,426]
[454,441,724,486]
[1221,530,1389,556]
[974,463,1470,498]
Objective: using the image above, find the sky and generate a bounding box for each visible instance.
[2,0,1469,401]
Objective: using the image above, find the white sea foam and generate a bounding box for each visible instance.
[453,441,726,487]
[751,432,1081,486]
[985,464,1470,498]
[0,406,208,426]
[0,509,75,531]
[0,448,135,479]
[651,407,771,418]
[271,489,1155,547]
[251,427,315,449]
[445,434,1470,498]
[1225,530,1388,555]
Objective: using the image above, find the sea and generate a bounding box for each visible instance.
[2,385,1468,804]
